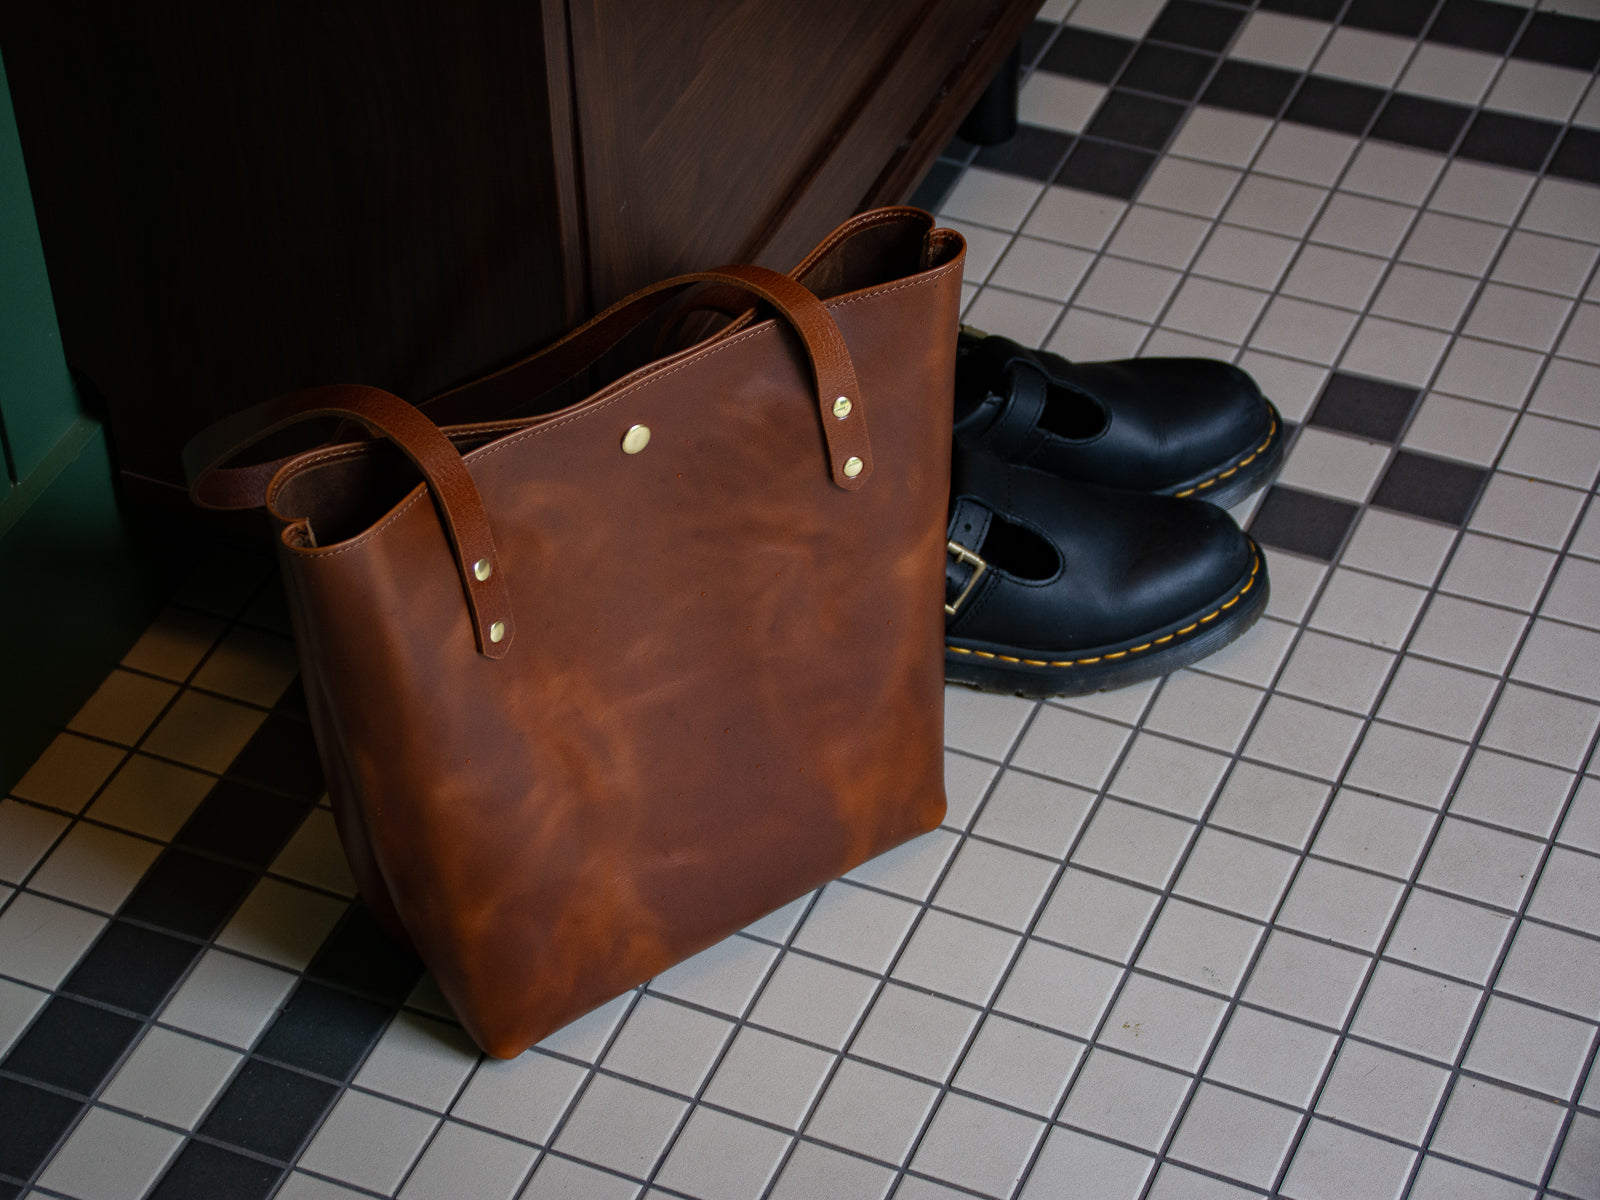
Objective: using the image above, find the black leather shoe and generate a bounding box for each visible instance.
[954,328,1286,510]
[945,444,1269,697]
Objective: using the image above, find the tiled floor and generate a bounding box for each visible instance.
[3,0,1600,1196]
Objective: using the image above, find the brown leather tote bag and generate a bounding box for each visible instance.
[185,208,964,1057]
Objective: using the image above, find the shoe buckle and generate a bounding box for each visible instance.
[945,541,988,617]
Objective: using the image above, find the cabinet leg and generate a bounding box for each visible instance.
[958,43,1021,146]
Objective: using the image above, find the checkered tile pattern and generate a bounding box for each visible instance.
[3,1,1599,1196]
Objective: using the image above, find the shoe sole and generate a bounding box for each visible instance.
[1158,401,1289,512]
[945,540,1270,698]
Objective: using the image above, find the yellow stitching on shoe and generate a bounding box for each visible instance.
[947,550,1261,671]
[1173,417,1279,499]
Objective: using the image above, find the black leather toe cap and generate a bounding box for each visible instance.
[954,332,1279,497]
[946,449,1255,655]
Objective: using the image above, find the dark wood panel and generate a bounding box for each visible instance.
[764,0,1044,271]
[567,0,917,301]
[567,0,1040,301]
[2,2,572,488]
[3,0,1038,499]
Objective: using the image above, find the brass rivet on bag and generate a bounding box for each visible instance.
[622,424,651,454]
[473,558,493,582]
[832,396,852,420]
[843,456,864,478]
[489,621,506,644]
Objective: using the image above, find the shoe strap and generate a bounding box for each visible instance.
[967,359,1050,463]
[946,496,995,617]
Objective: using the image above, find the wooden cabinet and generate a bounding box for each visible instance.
[2,1,1038,502]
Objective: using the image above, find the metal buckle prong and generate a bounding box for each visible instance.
[945,540,988,617]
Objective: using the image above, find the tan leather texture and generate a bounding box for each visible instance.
[187,208,964,1057]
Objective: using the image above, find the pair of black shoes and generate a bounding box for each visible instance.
[945,329,1286,698]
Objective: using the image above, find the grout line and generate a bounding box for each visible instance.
[8,8,1600,1200]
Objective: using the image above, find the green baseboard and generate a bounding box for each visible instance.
[0,420,161,792]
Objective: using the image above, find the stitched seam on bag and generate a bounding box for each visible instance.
[1171,416,1279,499]
[284,262,965,549]
[947,547,1261,670]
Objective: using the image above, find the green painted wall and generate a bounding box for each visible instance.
[2,49,160,790]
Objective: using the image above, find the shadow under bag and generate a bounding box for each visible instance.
[185,208,965,1057]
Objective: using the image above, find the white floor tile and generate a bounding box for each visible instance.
[1430,1077,1567,1183]
[1058,1049,1192,1149]
[1398,43,1502,105]
[1463,993,1595,1099]
[1019,1126,1154,1200]
[995,937,1123,1038]
[19,11,1600,1199]
[804,1058,939,1165]
[1169,1082,1301,1189]
[1352,961,1483,1062]
[1280,1118,1417,1200]
[1230,11,1331,70]
[1311,27,1413,88]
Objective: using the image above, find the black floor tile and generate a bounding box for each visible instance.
[910,160,963,212]
[1201,60,1300,117]
[1457,111,1561,173]
[0,1180,19,1200]
[1549,127,1600,187]
[175,780,311,869]
[0,1077,84,1180]
[1086,90,1190,150]
[1284,75,1386,135]
[274,677,310,718]
[1148,0,1245,52]
[118,849,257,940]
[307,904,424,1004]
[1513,11,1600,70]
[198,1059,338,1162]
[1370,451,1489,526]
[62,922,200,1016]
[225,713,324,799]
[1,997,142,1096]
[1054,139,1158,200]
[1370,93,1472,153]
[253,982,393,1082]
[1249,486,1361,561]
[1343,0,1437,37]
[1020,18,1058,68]
[974,125,1076,181]
[1119,43,1217,101]
[146,1142,283,1200]
[1426,0,1525,53]
[1309,374,1421,444]
[1259,0,1343,16]
[1038,27,1137,84]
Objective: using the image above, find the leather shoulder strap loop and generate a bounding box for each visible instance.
[424,265,871,489]
[680,265,870,490]
[185,385,514,659]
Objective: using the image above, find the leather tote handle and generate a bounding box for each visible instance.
[424,264,869,488]
[190,265,870,514]
[185,267,870,658]
[185,385,516,659]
